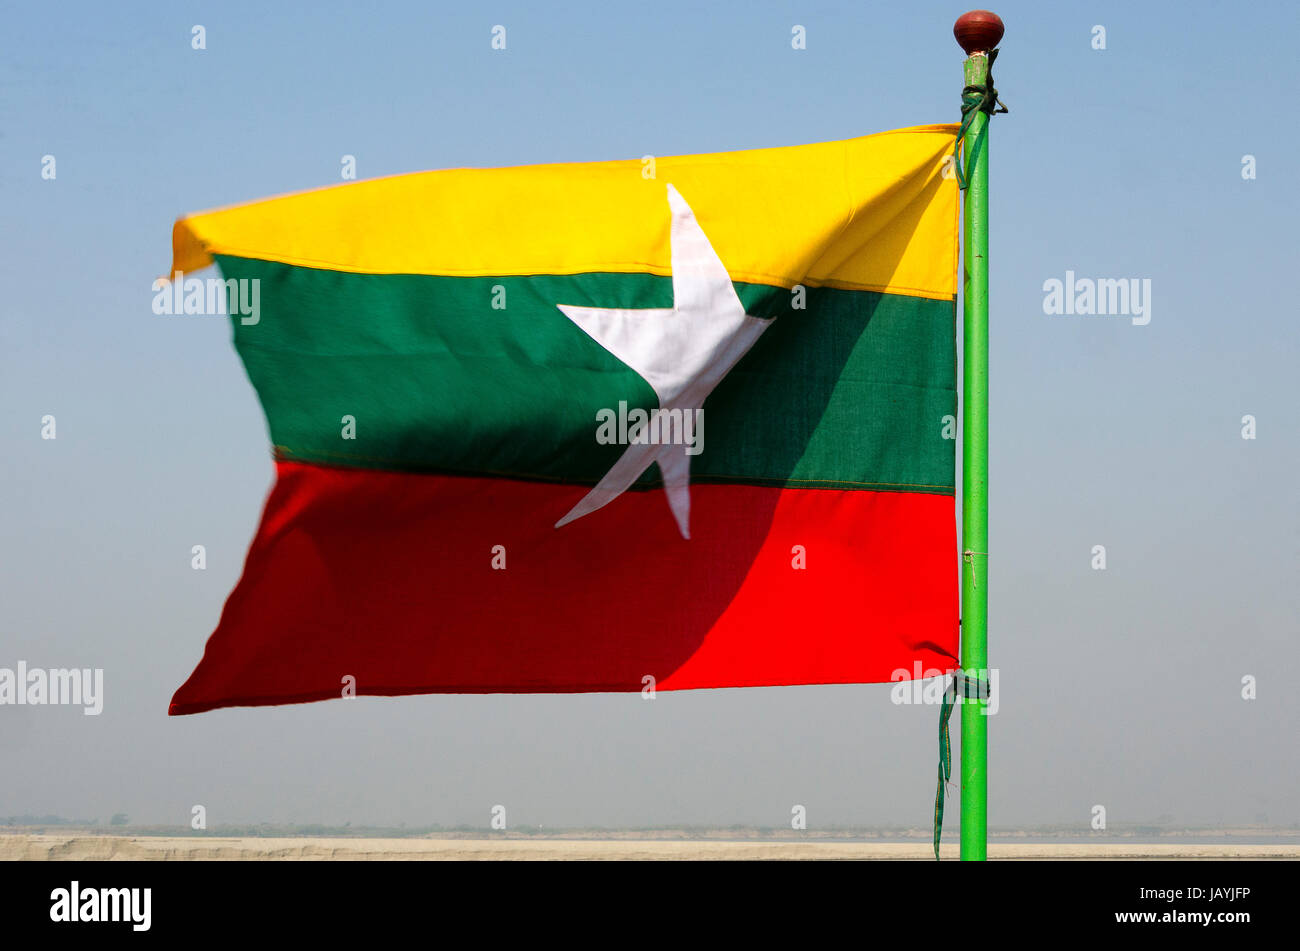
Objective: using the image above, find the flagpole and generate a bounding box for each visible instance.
[954,9,1002,862]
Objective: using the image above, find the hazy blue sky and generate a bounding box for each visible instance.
[2,0,1296,831]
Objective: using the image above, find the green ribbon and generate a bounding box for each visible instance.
[933,676,956,860]
[952,47,1008,190]
[933,672,991,860]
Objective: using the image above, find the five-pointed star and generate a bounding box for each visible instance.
[555,183,771,539]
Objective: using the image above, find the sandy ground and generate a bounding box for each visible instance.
[3,835,1297,860]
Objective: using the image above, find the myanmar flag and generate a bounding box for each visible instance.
[168,125,961,715]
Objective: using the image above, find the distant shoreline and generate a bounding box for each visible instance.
[4,834,1298,861]
[5,824,1297,842]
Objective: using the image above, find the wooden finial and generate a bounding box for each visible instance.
[954,10,1004,55]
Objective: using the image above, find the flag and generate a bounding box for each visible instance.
[168,124,961,715]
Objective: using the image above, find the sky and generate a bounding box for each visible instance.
[1,0,1297,831]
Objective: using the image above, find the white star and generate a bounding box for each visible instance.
[555,184,771,539]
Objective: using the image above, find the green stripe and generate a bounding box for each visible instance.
[217,256,955,494]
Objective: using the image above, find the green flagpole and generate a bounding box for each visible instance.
[953,9,1003,862]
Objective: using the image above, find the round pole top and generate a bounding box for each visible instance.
[953,10,1004,55]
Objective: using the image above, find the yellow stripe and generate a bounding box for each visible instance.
[173,124,958,300]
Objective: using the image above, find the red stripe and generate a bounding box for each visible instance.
[169,462,958,714]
